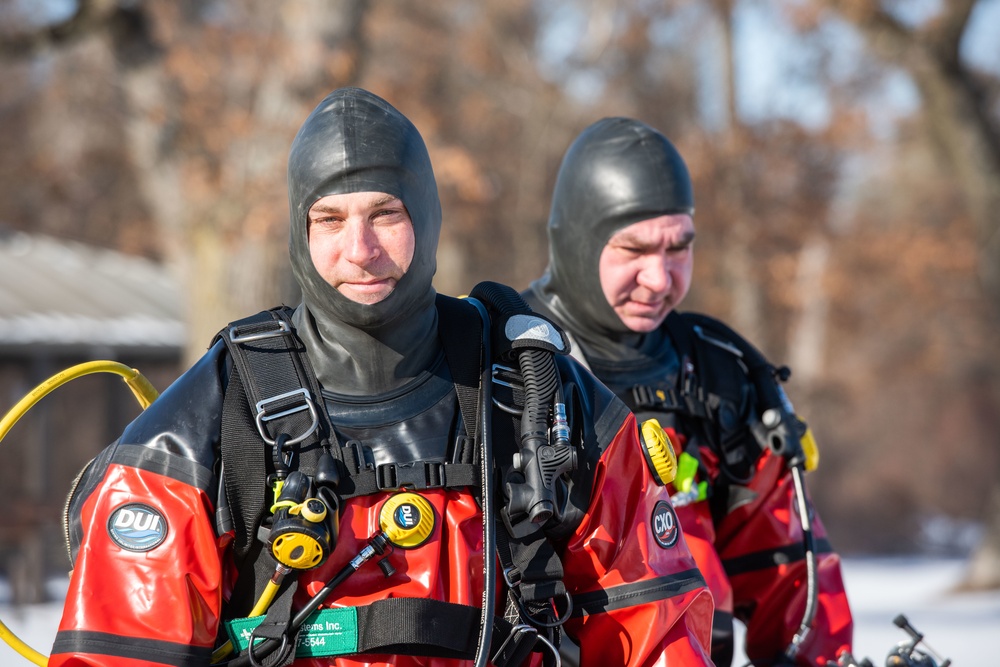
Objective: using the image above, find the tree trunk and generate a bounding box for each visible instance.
[836,0,1000,589]
[114,0,369,363]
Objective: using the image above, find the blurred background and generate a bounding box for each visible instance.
[0,0,998,614]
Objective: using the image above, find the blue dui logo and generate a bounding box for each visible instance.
[651,500,680,549]
[108,503,168,552]
[393,503,421,529]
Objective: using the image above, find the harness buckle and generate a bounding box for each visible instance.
[491,624,538,667]
[491,363,523,390]
[254,388,320,446]
[228,319,292,343]
[376,461,445,490]
[632,385,655,408]
[502,565,522,588]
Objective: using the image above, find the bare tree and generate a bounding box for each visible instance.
[1,0,371,361]
[821,0,1000,589]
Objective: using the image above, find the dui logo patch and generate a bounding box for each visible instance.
[108,503,168,552]
[651,500,680,549]
[394,502,422,530]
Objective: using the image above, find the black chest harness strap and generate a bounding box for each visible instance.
[216,290,571,667]
[628,314,725,423]
[624,312,763,481]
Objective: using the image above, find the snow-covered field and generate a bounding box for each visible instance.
[1,556,997,666]
[734,556,999,666]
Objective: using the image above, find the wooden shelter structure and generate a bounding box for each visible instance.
[0,229,184,603]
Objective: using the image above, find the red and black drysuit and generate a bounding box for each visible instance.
[49,88,714,667]
[51,335,714,667]
[524,116,853,667]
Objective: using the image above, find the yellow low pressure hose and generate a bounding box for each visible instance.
[0,361,159,666]
[209,576,285,663]
[0,624,47,667]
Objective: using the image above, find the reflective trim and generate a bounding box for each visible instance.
[52,630,211,667]
[570,568,706,617]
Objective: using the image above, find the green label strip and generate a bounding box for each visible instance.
[225,606,359,658]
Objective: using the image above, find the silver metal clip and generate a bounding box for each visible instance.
[491,363,523,389]
[254,388,319,445]
[229,319,292,344]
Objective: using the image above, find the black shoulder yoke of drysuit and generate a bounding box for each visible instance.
[213,287,612,664]
[215,300,487,561]
[625,311,767,486]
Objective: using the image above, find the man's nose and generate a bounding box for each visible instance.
[637,255,671,293]
[343,221,380,263]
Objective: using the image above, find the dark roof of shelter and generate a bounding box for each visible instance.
[0,230,184,352]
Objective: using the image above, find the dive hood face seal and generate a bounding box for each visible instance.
[541,117,694,339]
[288,87,441,332]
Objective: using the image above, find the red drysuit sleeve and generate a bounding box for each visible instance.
[48,461,225,666]
[716,451,854,667]
[561,413,715,667]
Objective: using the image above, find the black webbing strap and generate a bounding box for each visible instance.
[220,366,269,560]
[664,311,697,364]
[356,598,481,657]
[219,308,327,449]
[630,384,714,420]
[435,294,483,445]
[216,307,331,557]
[636,311,714,422]
[226,598,526,662]
[328,439,480,500]
[435,293,552,664]
[494,522,567,605]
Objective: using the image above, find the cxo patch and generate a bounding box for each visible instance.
[651,500,680,549]
[107,503,168,552]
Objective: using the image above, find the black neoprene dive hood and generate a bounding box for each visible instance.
[288,87,443,395]
[530,117,694,347]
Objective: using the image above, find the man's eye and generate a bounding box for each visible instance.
[374,210,407,224]
[311,217,342,228]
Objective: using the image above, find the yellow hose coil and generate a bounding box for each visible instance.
[0,361,159,666]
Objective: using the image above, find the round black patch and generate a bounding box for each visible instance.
[651,500,680,549]
[393,502,422,529]
[107,503,168,552]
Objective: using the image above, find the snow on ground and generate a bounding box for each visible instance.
[734,556,1000,667]
[1,556,997,666]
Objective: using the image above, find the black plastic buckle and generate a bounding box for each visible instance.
[376,461,444,490]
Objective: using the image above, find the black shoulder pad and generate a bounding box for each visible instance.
[674,311,755,361]
[468,281,569,360]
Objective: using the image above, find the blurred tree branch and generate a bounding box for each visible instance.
[0,0,127,58]
[829,0,1000,589]
[832,0,1000,292]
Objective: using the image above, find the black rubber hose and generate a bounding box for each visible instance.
[465,296,496,667]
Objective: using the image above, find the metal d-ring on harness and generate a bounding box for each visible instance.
[217,291,575,667]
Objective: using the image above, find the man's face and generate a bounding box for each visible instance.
[307,191,416,305]
[598,214,695,332]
